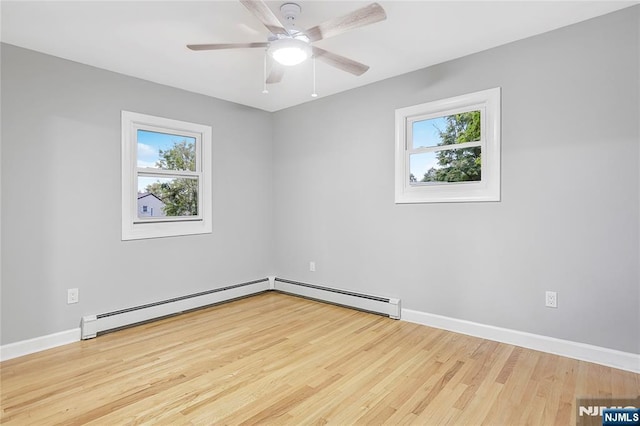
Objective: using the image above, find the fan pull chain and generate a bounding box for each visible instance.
[262,50,269,94]
[311,55,318,98]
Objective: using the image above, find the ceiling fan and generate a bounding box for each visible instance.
[187,1,387,85]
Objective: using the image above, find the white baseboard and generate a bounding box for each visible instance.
[402,308,640,374]
[0,328,81,362]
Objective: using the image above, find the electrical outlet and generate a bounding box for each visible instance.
[545,291,557,308]
[309,261,316,272]
[67,288,79,304]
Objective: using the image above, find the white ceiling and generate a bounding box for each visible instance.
[1,1,636,112]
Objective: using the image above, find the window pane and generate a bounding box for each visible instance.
[138,176,199,217]
[410,152,438,183]
[137,130,196,171]
[412,110,481,149]
[410,147,481,183]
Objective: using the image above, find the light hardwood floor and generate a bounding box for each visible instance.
[1,292,638,425]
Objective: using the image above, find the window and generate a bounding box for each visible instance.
[395,88,501,203]
[122,111,212,240]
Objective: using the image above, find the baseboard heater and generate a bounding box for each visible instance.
[273,278,401,319]
[80,278,269,339]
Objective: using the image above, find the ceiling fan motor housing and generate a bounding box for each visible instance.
[280,3,301,31]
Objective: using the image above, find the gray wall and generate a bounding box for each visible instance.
[1,44,274,344]
[272,7,639,353]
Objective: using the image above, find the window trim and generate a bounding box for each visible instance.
[394,87,501,204]
[122,111,212,240]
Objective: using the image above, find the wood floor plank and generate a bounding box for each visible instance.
[1,292,638,425]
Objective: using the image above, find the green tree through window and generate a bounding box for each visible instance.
[422,111,481,183]
[145,140,198,216]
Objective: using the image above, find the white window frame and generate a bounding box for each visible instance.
[395,87,501,203]
[121,111,212,240]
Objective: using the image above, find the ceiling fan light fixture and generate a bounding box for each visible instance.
[268,38,310,66]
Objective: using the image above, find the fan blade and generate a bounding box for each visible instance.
[312,47,369,76]
[187,42,268,51]
[266,63,285,84]
[239,0,288,37]
[305,3,386,42]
